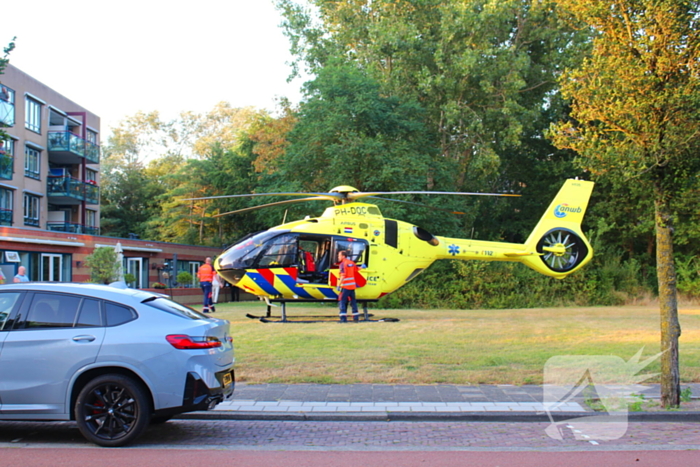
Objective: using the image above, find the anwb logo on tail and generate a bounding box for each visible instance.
[554,204,582,218]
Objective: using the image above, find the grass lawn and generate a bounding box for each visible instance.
[210,301,700,385]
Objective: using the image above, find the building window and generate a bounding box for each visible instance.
[0,188,13,226]
[24,146,40,179]
[86,209,96,227]
[0,85,15,127]
[86,129,98,145]
[23,193,40,226]
[86,168,97,183]
[25,97,42,133]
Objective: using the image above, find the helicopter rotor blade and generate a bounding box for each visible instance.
[365,196,467,215]
[212,197,330,217]
[182,192,342,202]
[348,191,520,201]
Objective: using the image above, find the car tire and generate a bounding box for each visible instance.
[75,374,151,447]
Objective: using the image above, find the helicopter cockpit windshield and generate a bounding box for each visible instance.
[217,230,370,286]
[218,230,284,270]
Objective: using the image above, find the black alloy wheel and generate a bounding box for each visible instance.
[75,374,151,447]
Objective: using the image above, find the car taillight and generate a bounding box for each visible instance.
[166,335,222,349]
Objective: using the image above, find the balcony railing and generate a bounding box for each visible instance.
[47,175,100,204]
[47,131,101,164]
[85,140,100,163]
[48,131,84,157]
[0,208,11,226]
[47,221,99,235]
[0,153,12,180]
[85,181,99,204]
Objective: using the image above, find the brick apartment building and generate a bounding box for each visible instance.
[0,64,223,302]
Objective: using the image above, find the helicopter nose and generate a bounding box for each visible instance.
[218,269,246,286]
[214,251,246,285]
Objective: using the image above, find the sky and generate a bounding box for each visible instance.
[3,0,308,135]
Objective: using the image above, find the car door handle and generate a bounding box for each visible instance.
[72,335,96,342]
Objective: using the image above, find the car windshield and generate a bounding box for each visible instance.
[142,296,207,320]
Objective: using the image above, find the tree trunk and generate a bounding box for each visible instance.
[655,188,681,408]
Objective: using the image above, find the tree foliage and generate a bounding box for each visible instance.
[549,0,700,407]
[278,1,586,173]
[84,247,120,284]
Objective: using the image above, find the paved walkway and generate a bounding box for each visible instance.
[185,383,700,421]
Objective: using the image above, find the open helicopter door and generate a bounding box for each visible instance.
[328,238,370,290]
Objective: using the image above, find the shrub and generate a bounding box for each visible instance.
[84,247,119,284]
[176,271,193,286]
[123,273,136,286]
[375,251,648,310]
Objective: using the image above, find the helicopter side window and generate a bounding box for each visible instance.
[258,234,298,267]
[332,239,368,267]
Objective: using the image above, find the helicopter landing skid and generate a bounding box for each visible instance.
[255,315,399,323]
[247,300,399,323]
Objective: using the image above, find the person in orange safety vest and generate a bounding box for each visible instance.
[337,250,359,322]
[197,257,215,313]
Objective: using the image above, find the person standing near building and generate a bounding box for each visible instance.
[211,272,223,312]
[13,266,29,282]
[337,250,360,322]
[197,257,215,313]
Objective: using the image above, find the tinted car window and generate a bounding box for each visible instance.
[76,298,102,327]
[0,292,22,331]
[26,293,80,329]
[142,297,206,320]
[105,302,136,326]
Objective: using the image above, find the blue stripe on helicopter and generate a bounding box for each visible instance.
[247,272,280,296]
[317,287,338,299]
[275,274,315,299]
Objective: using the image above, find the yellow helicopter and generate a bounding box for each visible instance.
[203,179,594,321]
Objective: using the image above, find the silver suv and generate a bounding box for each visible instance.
[0,283,235,447]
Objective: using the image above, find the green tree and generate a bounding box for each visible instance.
[148,116,269,245]
[549,0,700,407]
[276,0,590,239]
[274,61,472,232]
[84,247,120,284]
[101,105,267,243]
[285,61,436,189]
[0,38,14,74]
[99,151,164,239]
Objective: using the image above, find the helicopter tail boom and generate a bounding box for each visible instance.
[438,179,594,278]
